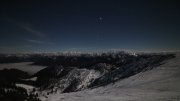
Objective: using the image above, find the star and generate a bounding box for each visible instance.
[98,17,103,21]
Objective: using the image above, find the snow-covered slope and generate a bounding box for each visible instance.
[41,68,101,94]
[41,52,180,101]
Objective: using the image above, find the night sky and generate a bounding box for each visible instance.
[0,0,180,53]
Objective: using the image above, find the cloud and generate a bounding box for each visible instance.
[21,26,45,37]
[4,16,46,37]
[27,39,44,44]
[0,45,33,53]
[26,39,53,45]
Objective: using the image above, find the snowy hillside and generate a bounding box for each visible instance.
[33,52,173,95]
[0,52,178,101]
[41,52,180,101]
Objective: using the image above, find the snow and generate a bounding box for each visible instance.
[24,77,38,81]
[4,88,16,93]
[42,68,101,94]
[40,52,180,101]
[76,69,101,90]
[16,83,35,93]
[0,62,46,75]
